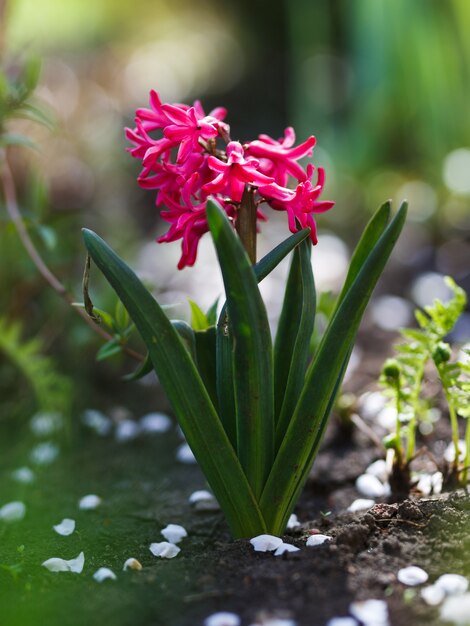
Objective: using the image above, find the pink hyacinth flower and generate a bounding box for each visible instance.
[203,141,274,203]
[258,165,334,244]
[246,128,316,186]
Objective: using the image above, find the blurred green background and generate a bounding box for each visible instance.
[1,0,470,417]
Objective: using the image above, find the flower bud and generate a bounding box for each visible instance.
[382,359,401,382]
[432,342,451,366]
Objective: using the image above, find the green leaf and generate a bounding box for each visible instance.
[115,298,130,331]
[206,298,220,326]
[253,228,311,283]
[260,202,407,534]
[206,199,274,499]
[171,319,196,359]
[215,227,312,450]
[188,299,209,330]
[97,338,123,362]
[334,201,391,313]
[274,237,316,448]
[83,228,266,538]
[122,352,154,381]
[194,327,218,410]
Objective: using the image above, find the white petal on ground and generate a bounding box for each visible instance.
[376,407,398,431]
[204,612,241,626]
[347,499,375,513]
[149,542,181,558]
[397,565,429,586]
[139,412,172,433]
[306,534,331,547]
[355,474,389,498]
[11,467,35,484]
[250,534,283,552]
[123,558,142,571]
[287,514,301,529]
[274,543,300,556]
[358,391,386,420]
[115,419,140,442]
[444,440,467,463]
[176,443,197,464]
[30,411,63,437]
[326,618,358,626]
[435,574,469,595]
[365,459,389,483]
[81,409,113,436]
[0,501,26,522]
[42,551,85,573]
[78,494,102,510]
[440,593,470,625]
[30,441,60,465]
[349,599,389,626]
[93,567,117,582]
[161,523,187,544]
[53,518,75,536]
[189,490,214,504]
[421,584,446,606]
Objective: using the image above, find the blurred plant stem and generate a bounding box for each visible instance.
[0,149,143,361]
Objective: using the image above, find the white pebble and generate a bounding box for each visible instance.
[30,441,59,465]
[349,599,389,626]
[435,574,469,595]
[204,612,240,626]
[115,419,140,442]
[0,501,26,522]
[249,620,297,626]
[123,557,142,571]
[188,490,214,504]
[416,472,444,496]
[348,499,375,513]
[250,534,283,552]
[81,409,112,436]
[11,467,35,484]
[376,407,397,431]
[149,541,181,558]
[397,565,429,586]
[326,618,358,626]
[53,518,75,536]
[355,474,388,498]
[78,494,102,510]
[421,584,446,606]
[161,523,187,544]
[274,543,301,556]
[287,514,301,529]
[306,534,331,547]
[365,459,389,483]
[42,551,84,573]
[93,567,117,582]
[440,593,470,625]
[30,411,63,437]
[139,412,172,433]
[444,440,466,463]
[176,443,197,464]
[359,391,386,420]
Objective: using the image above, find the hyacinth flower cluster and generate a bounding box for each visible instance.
[83,91,407,538]
[125,90,334,268]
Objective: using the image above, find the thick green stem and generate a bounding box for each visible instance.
[236,186,257,264]
[405,362,425,462]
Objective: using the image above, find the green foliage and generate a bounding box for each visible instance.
[84,199,406,537]
[380,276,470,476]
[0,317,71,416]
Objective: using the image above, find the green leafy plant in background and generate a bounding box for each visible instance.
[380,277,470,491]
[0,317,71,417]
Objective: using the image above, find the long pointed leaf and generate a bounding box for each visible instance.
[274,238,316,446]
[82,228,266,538]
[215,227,312,448]
[260,202,407,533]
[207,200,274,499]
